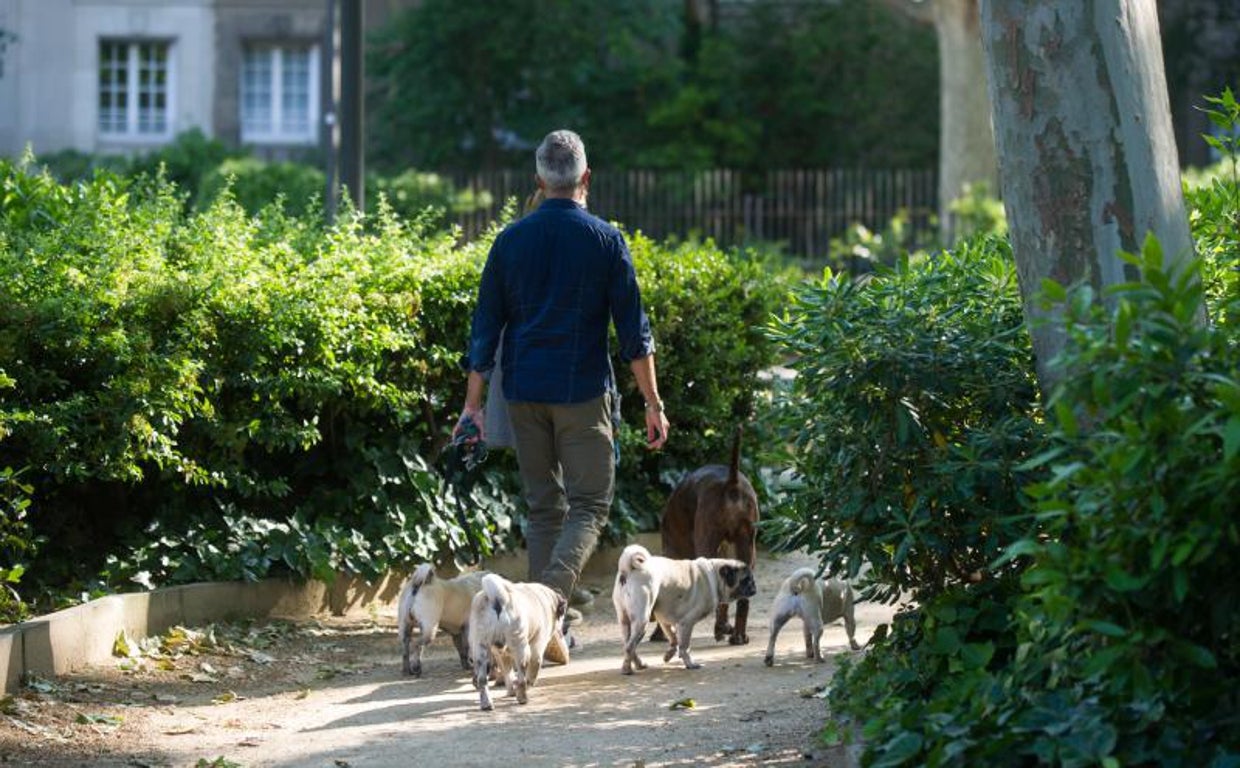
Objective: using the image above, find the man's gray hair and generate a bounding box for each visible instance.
[536,130,588,193]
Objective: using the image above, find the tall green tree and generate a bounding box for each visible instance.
[367,0,684,171]
[367,0,939,174]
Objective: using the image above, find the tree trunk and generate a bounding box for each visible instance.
[979,0,1194,395]
[935,0,998,241]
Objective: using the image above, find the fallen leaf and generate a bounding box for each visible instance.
[75,713,124,728]
[669,697,696,710]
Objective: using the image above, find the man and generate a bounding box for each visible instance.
[456,130,669,652]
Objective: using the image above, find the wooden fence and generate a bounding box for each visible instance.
[442,168,939,260]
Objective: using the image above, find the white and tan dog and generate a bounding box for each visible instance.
[467,573,568,711]
[763,567,860,666]
[612,543,757,675]
[397,564,490,677]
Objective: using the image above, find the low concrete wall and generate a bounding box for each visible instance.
[0,533,659,696]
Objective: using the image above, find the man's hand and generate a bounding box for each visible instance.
[454,405,486,444]
[645,404,669,450]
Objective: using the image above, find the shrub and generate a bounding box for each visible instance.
[196,157,326,217]
[767,238,1044,604]
[821,92,1240,767]
[833,243,1240,768]
[0,159,794,603]
[37,129,237,202]
[614,233,798,533]
[0,159,515,594]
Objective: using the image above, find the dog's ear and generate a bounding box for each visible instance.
[720,564,738,586]
[555,594,568,619]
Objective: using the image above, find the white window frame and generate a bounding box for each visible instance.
[98,39,176,142]
[240,43,320,146]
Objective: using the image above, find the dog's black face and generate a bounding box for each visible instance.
[720,564,758,600]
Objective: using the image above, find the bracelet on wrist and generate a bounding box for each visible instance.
[645,399,665,413]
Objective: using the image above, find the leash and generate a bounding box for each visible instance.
[440,416,489,566]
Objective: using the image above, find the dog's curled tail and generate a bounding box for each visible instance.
[410,562,435,588]
[617,544,651,575]
[480,573,514,622]
[789,567,818,596]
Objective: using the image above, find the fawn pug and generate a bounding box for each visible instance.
[763,567,861,666]
[467,573,568,711]
[612,543,757,675]
[398,564,490,677]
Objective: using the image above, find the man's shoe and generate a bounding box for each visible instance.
[564,607,583,628]
[569,587,594,609]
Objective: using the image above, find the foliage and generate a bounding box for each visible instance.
[0,158,516,595]
[367,0,938,173]
[614,234,798,532]
[1187,88,1240,333]
[767,238,1044,604]
[824,209,937,276]
[821,92,1240,767]
[947,182,1007,242]
[196,157,492,224]
[38,129,239,202]
[196,157,325,217]
[0,464,34,624]
[657,0,938,171]
[368,0,684,171]
[833,242,1240,768]
[0,160,791,605]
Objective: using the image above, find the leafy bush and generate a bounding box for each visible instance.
[820,93,1240,768]
[196,158,492,225]
[1186,89,1239,334]
[0,159,516,595]
[614,233,798,533]
[38,129,238,202]
[833,243,1240,768]
[768,238,1044,604]
[196,157,325,217]
[0,160,793,604]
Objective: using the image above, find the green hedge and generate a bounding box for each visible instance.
[796,91,1240,767]
[196,157,492,224]
[0,158,793,608]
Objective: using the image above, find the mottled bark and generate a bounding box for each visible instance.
[980,0,1193,394]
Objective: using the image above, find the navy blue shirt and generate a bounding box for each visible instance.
[467,198,655,404]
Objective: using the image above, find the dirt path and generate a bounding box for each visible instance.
[0,549,891,767]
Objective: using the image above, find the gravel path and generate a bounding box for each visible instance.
[0,548,892,767]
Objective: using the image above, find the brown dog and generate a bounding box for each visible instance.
[659,426,759,645]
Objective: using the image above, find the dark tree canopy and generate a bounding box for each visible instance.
[366,0,939,172]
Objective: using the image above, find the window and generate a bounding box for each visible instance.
[241,44,319,144]
[99,40,172,138]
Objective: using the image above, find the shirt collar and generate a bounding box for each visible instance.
[539,198,584,211]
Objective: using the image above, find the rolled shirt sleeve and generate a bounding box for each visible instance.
[608,233,655,363]
[467,246,505,374]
